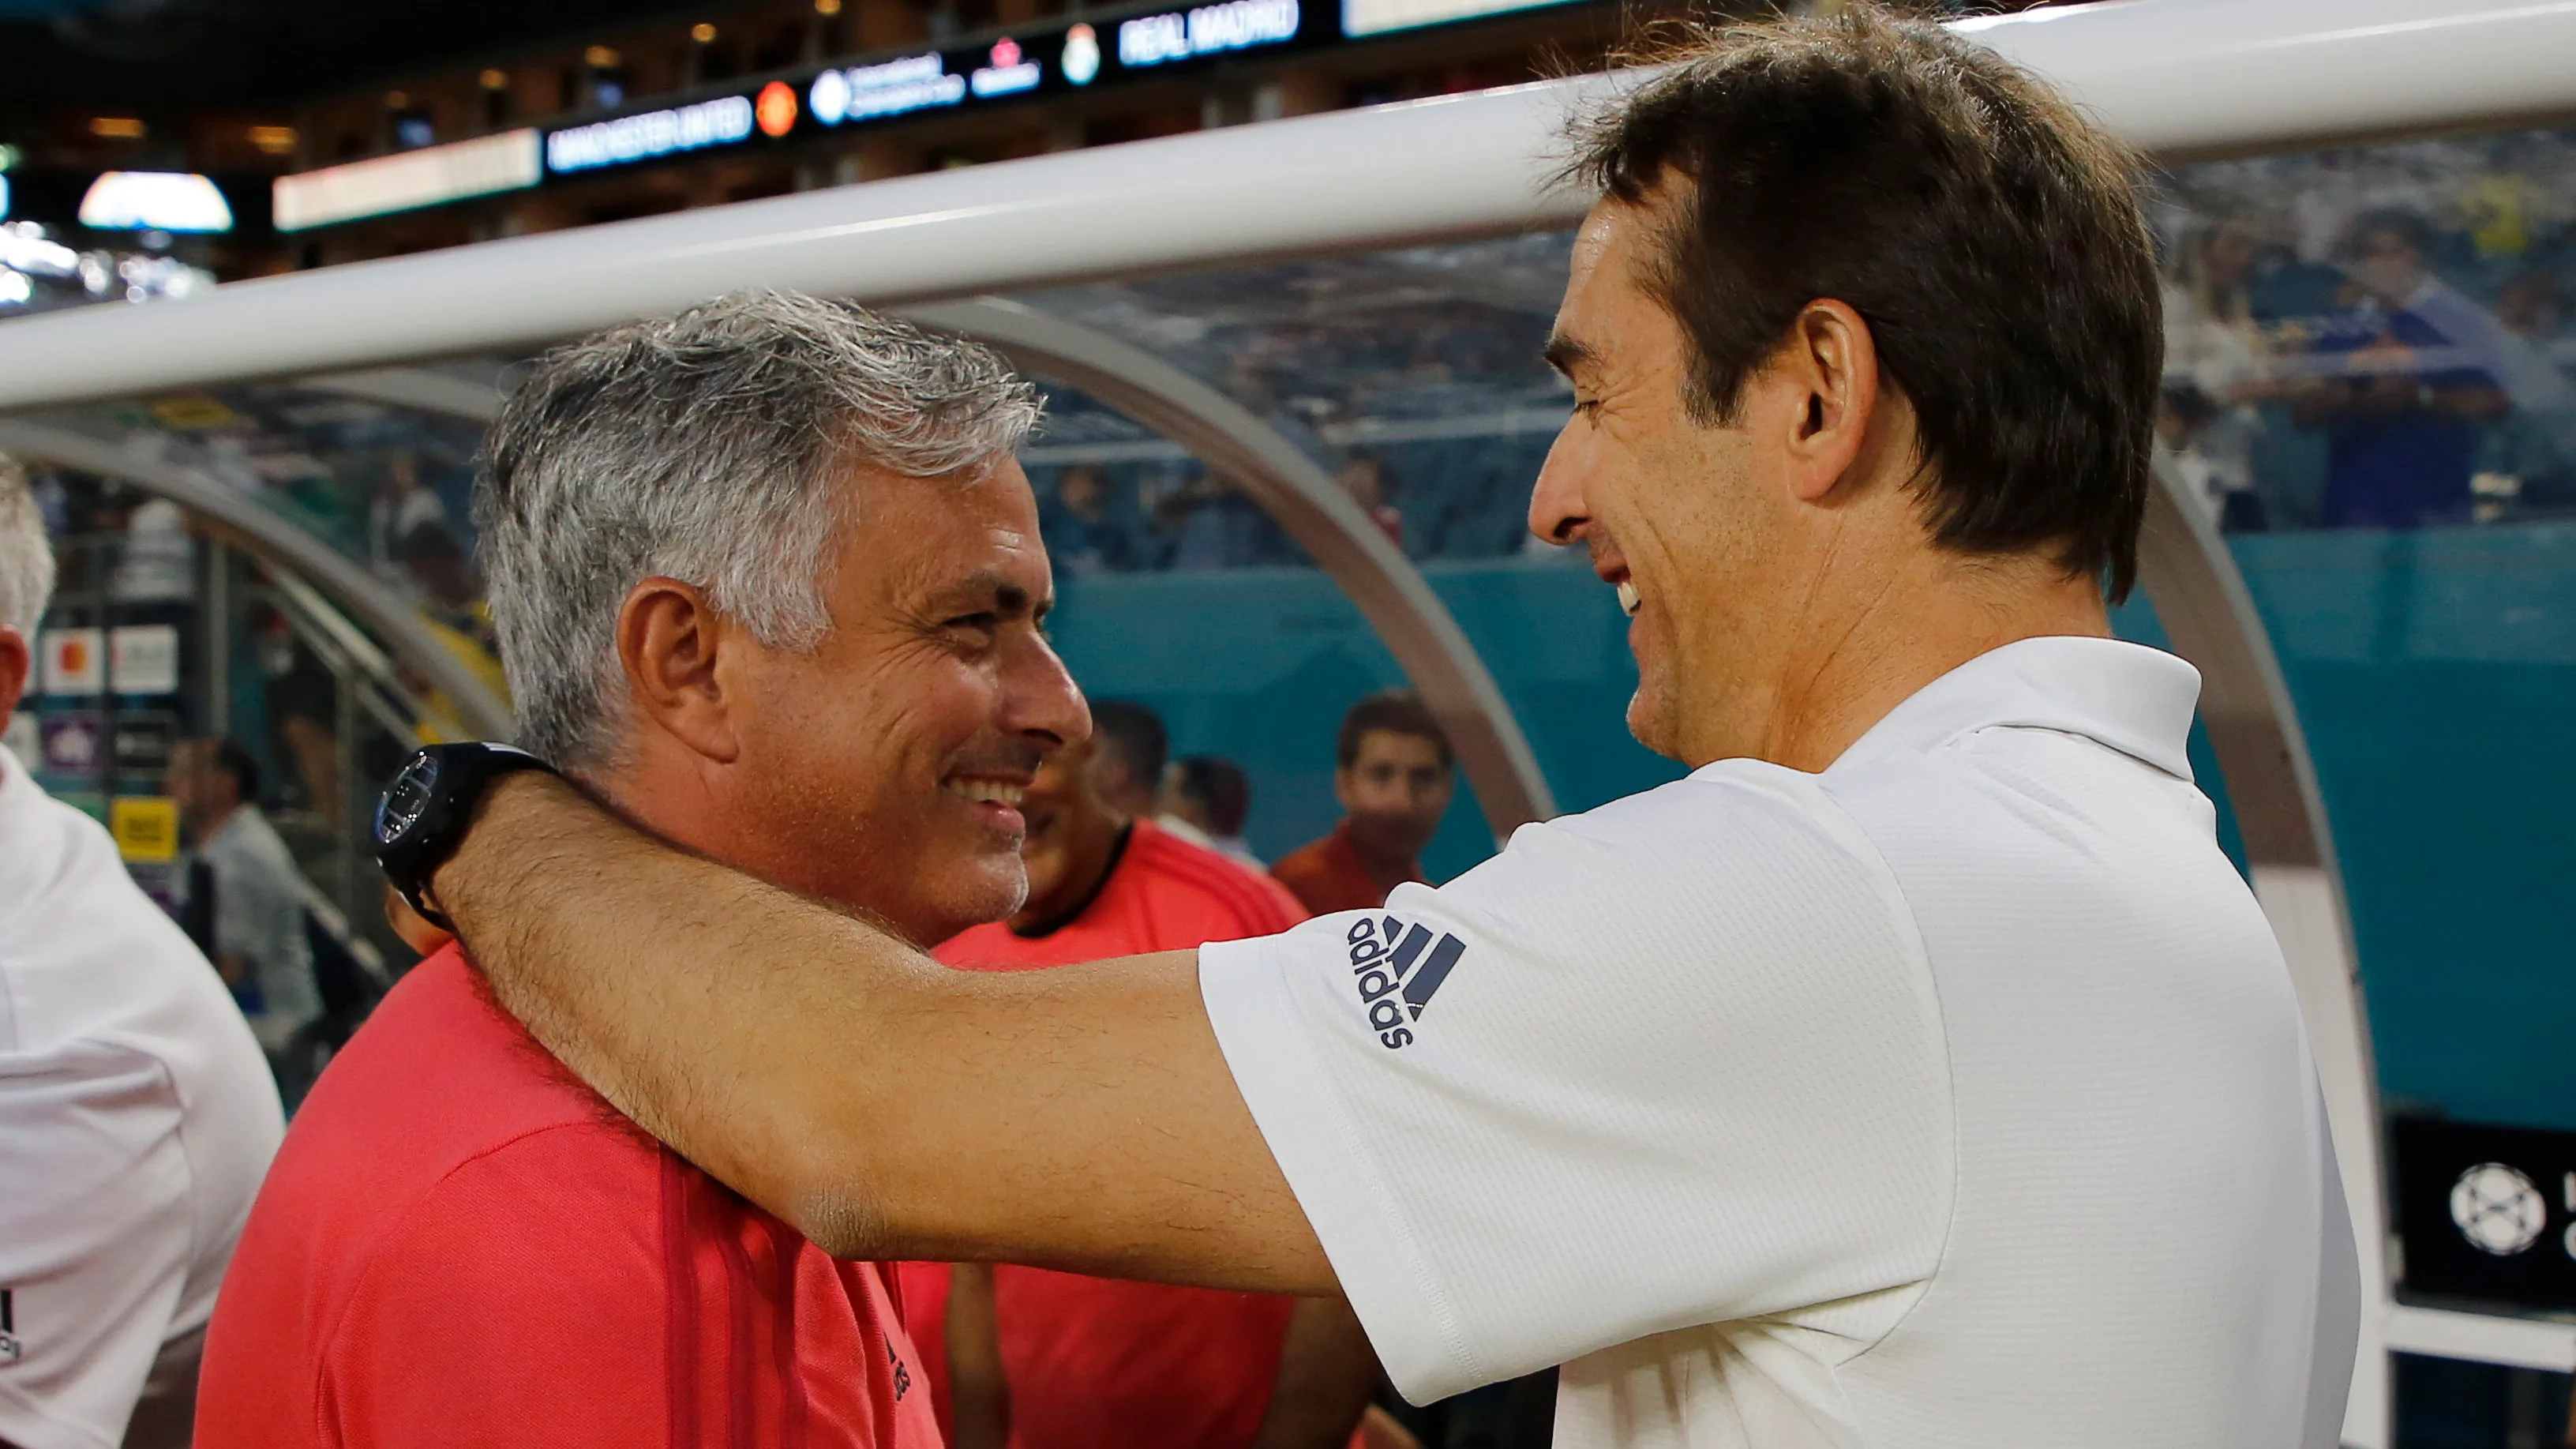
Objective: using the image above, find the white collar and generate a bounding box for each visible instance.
[1826,635,2203,783]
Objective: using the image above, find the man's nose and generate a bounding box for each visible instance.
[1528,426,1591,546]
[1003,632,1091,750]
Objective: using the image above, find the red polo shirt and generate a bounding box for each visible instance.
[196,944,939,1449]
[1270,820,1421,917]
[904,820,1306,1449]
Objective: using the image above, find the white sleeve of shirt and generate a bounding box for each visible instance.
[0,1040,193,1449]
[1200,767,1958,1403]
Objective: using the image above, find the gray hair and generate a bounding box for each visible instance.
[0,453,55,637]
[477,291,1041,768]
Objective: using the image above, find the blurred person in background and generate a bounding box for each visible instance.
[1271,692,1454,914]
[0,455,284,1449]
[1165,754,1265,869]
[2154,381,2265,532]
[166,736,324,1079]
[196,295,1067,1449]
[1041,464,1137,576]
[366,449,448,586]
[2160,212,2281,530]
[2295,208,2512,527]
[916,720,1377,1449]
[1338,455,1404,550]
[1086,697,1170,820]
[391,521,511,743]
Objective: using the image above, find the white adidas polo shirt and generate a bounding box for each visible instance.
[1202,636,2358,1449]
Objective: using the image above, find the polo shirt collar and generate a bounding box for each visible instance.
[1828,635,2202,783]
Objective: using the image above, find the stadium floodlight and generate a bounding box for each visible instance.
[77,172,234,235]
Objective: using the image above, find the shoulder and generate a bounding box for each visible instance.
[0,787,264,1065]
[245,951,651,1279]
[1269,834,1333,880]
[1393,763,1929,1000]
[1126,824,1307,937]
[241,1098,670,1379]
[1487,761,1886,896]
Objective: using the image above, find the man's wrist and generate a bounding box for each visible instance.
[425,768,564,933]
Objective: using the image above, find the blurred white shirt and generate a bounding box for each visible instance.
[0,747,283,1449]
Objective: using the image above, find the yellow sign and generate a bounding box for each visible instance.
[111,796,181,864]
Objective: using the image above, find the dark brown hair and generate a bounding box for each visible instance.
[1337,692,1453,770]
[1571,6,2162,599]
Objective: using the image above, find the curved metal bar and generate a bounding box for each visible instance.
[2133,469,2387,1445]
[0,419,516,741]
[303,366,506,423]
[6,0,2576,411]
[906,297,1557,840]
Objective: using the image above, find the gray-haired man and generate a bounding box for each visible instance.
[197,295,1087,1449]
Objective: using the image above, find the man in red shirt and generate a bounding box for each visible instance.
[196,296,1083,1448]
[1271,693,1456,915]
[906,718,1378,1449]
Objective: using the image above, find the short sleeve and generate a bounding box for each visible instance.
[1199,768,1957,1402]
[0,1040,193,1449]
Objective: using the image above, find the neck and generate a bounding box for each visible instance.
[1342,821,1415,888]
[1011,809,1129,933]
[198,798,242,839]
[1696,555,2110,774]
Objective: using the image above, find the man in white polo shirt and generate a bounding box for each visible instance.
[0,457,283,1449]
[411,10,2357,1446]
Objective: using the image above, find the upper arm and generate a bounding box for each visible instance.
[320,1133,671,1448]
[0,1039,191,1449]
[1198,775,1956,1400]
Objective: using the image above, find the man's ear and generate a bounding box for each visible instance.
[0,629,28,723]
[615,577,743,765]
[1771,298,1883,506]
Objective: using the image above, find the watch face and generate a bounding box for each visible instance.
[375,753,441,847]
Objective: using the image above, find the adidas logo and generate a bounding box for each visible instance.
[1344,913,1466,1050]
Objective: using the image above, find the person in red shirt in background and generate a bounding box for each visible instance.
[906,700,1382,1449]
[197,295,1078,1449]
[1270,693,1457,917]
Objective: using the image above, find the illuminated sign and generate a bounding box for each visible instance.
[811,53,968,125]
[1338,0,1580,39]
[77,172,233,233]
[546,95,755,174]
[1119,0,1302,66]
[1063,24,1102,84]
[756,81,801,137]
[275,129,542,231]
[971,37,1043,98]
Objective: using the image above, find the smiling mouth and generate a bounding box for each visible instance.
[945,778,1029,807]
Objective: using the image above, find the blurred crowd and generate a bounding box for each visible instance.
[2152,133,2576,531]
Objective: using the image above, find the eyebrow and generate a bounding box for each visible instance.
[949,571,1044,619]
[1543,333,1597,380]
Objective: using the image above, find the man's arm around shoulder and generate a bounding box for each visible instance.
[437,772,1334,1295]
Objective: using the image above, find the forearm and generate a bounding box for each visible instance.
[434,773,1332,1291]
[1251,1297,1381,1449]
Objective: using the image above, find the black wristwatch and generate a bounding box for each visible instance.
[373,742,557,932]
